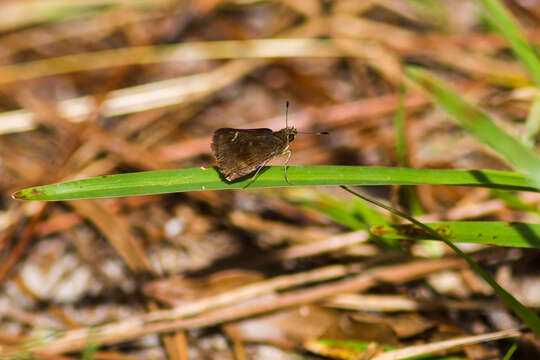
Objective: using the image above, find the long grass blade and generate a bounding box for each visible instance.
[372,221,540,248]
[12,166,540,201]
[406,66,540,188]
[341,185,540,338]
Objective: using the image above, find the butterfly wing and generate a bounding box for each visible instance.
[211,128,288,181]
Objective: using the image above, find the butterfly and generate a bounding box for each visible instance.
[211,102,327,188]
[211,126,297,187]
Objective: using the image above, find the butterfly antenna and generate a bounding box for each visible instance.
[285,100,290,128]
[285,100,291,151]
[297,130,329,135]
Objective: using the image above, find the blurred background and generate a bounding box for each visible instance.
[1,0,540,359]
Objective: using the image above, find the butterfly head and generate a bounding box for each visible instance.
[285,127,297,143]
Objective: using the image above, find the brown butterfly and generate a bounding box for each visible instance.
[211,102,326,187]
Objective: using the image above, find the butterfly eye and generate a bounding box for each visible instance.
[288,134,295,142]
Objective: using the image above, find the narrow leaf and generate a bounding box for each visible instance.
[406,66,540,188]
[13,166,539,201]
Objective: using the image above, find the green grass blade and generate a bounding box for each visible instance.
[491,189,540,214]
[480,0,540,87]
[280,188,396,246]
[282,190,377,230]
[372,221,540,248]
[524,96,540,147]
[502,341,519,360]
[393,83,424,215]
[394,84,408,167]
[479,0,540,144]
[12,166,540,201]
[406,66,540,187]
[341,186,540,338]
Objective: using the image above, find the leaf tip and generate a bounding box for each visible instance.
[404,66,439,92]
[403,65,424,78]
[11,187,45,201]
[11,190,26,200]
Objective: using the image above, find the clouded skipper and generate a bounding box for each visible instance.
[211,102,328,188]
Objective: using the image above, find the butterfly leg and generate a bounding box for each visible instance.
[243,158,272,189]
[283,149,292,184]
